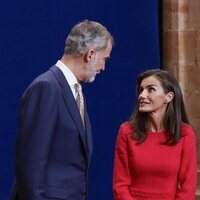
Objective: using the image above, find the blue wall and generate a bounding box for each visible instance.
[0,0,160,199]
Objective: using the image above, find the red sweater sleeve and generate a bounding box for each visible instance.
[175,126,197,200]
[113,124,135,200]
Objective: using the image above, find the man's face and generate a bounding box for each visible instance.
[84,40,112,82]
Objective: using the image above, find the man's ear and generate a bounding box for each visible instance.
[165,91,174,103]
[84,49,94,62]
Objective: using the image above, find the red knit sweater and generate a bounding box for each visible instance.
[113,123,197,200]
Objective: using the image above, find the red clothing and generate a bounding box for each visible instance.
[113,123,197,200]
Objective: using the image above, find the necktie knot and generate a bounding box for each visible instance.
[75,82,82,94]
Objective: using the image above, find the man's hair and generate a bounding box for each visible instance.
[64,19,114,55]
[129,69,189,145]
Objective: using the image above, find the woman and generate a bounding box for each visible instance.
[113,69,197,200]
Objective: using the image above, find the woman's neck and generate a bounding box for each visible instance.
[148,111,165,132]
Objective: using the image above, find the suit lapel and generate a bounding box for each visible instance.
[84,108,93,165]
[50,66,88,154]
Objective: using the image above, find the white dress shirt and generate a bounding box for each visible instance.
[56,60,78,99]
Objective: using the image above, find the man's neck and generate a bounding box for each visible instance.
[61,54,84,82]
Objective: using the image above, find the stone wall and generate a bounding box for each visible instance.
[162,0,200,198]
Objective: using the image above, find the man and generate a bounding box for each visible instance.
[10,19,114,200]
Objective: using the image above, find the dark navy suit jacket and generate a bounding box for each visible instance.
[9,66,92,200]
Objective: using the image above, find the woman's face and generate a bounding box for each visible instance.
[138,76,172,115]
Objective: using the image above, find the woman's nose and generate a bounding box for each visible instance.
[139,90,147,99]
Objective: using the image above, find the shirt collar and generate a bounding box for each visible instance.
[56,60,78,87]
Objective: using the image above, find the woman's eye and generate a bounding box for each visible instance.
[139,88,143,94]
[149,87,155,92]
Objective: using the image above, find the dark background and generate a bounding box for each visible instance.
[0,0,160,199]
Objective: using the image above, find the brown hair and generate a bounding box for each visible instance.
[129,69,189,145]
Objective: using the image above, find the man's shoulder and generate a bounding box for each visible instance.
[29,67,58,86]
[24,67,59,94]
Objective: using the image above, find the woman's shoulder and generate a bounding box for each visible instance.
[116,122,135,143]
[118,122,135,136]
[181,123,196,137]
[119,122,134,131]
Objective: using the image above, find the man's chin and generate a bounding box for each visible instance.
[88,78,95,83]
[83,74,96,83]
[88,75,96,83]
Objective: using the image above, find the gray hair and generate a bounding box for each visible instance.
[64,19,114,55]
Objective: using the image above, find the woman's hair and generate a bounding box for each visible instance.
[64,19,114,56]
[129,69,189,145]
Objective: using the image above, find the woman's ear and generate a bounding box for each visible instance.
[84,49,94,62]
[165,91,174,103]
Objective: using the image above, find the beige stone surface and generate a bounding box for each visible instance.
[163,30,197,66]
[198,31,200,62]
[189,0,200,28]
[163,0,189,31]
[178,30,196,64]
[163,31,179,65]
[163,0,179,30]
[162,0,200,192]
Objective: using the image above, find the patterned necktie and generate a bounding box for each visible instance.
[75,83,85,125]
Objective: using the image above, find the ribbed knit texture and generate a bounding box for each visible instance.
[113,123,197,200]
